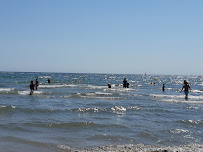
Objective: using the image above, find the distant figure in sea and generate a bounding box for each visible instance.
[180,80,191,99]
[35,79,39,90]
[29,81,35,95]
[123,78,128,88]
[47,78,51,83]
[107,83,111,88]
[127,82,129,88]
[162,84,165,91]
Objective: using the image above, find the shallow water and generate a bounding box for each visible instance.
[0,72,203,151]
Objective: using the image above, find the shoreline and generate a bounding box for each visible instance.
[58,143,203,152]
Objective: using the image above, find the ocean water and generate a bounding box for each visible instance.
[0,72,203,152]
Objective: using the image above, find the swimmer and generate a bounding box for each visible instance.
[162,84,165,91]
[127,82,129,88]
[35,79,39,90]
[180,80,191,99]
[107,83,111,88]
[123,78,127,88]
[29,81,35,95]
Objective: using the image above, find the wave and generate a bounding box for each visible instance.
[104,88,135,92]
[78,107,99,112]
[179,120,203,126]
[79,95,122,100]
[150,94,203,100]
[150,94,185,99]
[1,105,141,115]
[39,84,78,88]
[169,128,189,134]
[161,99,203,104]
[65,92,123,100]
[18,91,45,95]
[23,121,100,128]
[191,89,203,93]
[38,76,51,79]
[88,85,107,89]
[0,105,16,113]
[0,88,15,92]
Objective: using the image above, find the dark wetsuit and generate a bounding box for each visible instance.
[35,80,39,90]
[30,84,35,90]
[30,83,35,95]
[107,83,111,88]
[182,84,190,96]
[162,84,165,91]
[123,80,127,88]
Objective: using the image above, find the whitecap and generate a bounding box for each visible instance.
[150,94,203,100]
[191,90,203,93]
[150,94,184,99]
[38,76,51,79]
[78,107,99,112]
[79,95,121,100]
[0,105,16,109]
[0,88,15,92]
[127,106,140,110]
[39,84,77,88]
[88,85,107,89]
[170,129,189,134]
[104,88,135,92]
[18,91,44,95]
[159,99,203,104]
[111,106,126,111]
[95,92,112,95]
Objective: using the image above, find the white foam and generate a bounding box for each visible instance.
[160,99,203,104]
[95,92,112,95]
[79,95,121,100]
[150,94,203,100]
[170,129,189,134]
[191,90,203,93]
[18,91,44,95]
[78,107,99,112]
[127,106,140,110]
[60,95,71,98]
[150,94,185,99]
[38,76,51,79]
[0,88,15,92]
[39,84,77,88]
[111,106,126,111]
[88,85,107,89]
[104,88,135,92]
[0,105,16,109]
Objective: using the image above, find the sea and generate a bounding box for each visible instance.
[0,72,203,152]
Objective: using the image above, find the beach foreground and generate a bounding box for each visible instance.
[58,143,203,152]
[2,142,203,152]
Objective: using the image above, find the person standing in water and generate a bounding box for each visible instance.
[123,78,128,88]
[35,79,39,90]
[107,83,111,88]
[180,80,191,98]
[162,84,165,92]
[29,81,35,95]
[47,78,51,83]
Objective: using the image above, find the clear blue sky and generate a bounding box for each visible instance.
[0,0,203,75]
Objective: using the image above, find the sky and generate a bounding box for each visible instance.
[0,0,203,75]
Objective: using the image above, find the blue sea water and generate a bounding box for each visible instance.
[0,72,203,151]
